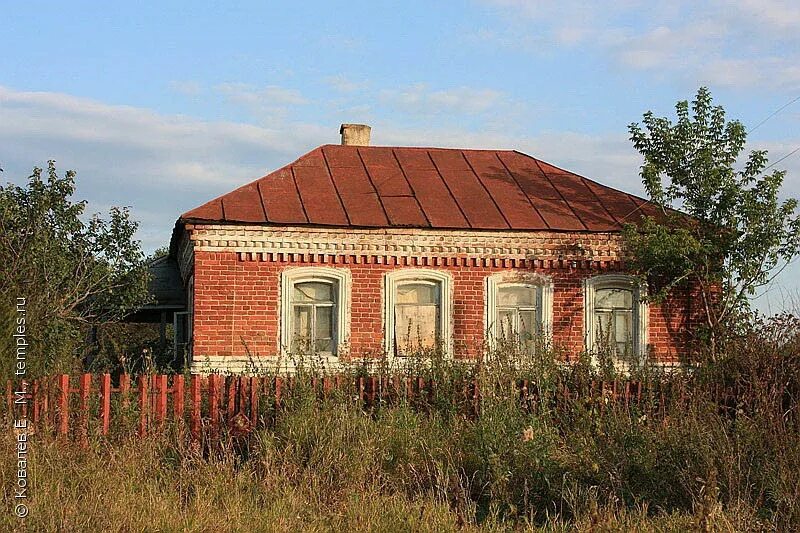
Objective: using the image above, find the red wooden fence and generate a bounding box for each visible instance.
[2,372,761,445]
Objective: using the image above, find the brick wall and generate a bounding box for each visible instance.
[188,224,696,364]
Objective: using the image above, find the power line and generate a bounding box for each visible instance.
[745,94,800,172]
[748,94,800,134]
[764,145,800,172]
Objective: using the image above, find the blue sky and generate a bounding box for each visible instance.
[2,1,799,314]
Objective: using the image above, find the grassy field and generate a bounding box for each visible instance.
[2,323,799,532]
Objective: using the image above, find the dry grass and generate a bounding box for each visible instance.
[2,316,799,532]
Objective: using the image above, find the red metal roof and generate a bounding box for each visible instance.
[180,145,655,231]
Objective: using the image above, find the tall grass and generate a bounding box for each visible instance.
[2,316,799,532]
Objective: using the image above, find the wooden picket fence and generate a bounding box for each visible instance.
[2,372,760,445]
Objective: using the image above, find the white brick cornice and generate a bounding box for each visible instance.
[185,225,624,262]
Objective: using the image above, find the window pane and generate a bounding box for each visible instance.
[594,310,612,345]
[497,285,536,307]
[315,306,334,352]
[498,309,515,339]
[518,309,536,340]
[614,310,632,346]
[395,304,437,353]
[396,283,437,304]
[292,305,312,351]
[293,282,333,303]
[595,288,632,309]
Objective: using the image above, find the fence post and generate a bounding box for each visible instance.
[357,376,365,405]
[100,373,111,436]
[190,375,201,441]
[58,374,70,437]
[120,374,130,408]
[250,376,260,425]
[209,374,219,439]
[239,376,248,415]
[78,374,91,447]
[173,375,185,423]
[274,377,282,409]
[226,376,236,419]
[368,376,376,407]
[138,375,149,437]
[155,375,167,424]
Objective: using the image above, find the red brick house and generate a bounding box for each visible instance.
[169,124,692,372]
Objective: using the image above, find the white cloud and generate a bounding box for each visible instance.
[475,0,800,90]
[379,83,511,116]
[0,86,328,251]
[167,80,203,96]
[723,0,800,33]
[215,82,308,107]
[323,75,369,94]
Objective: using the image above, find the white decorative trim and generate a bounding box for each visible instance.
[583,274,648,363]
[279,266,351,358]
[485,272,554,347]
[177,232,194,280]
[188,353,478,375]
[186,225,623,261]
[383,269,453,357]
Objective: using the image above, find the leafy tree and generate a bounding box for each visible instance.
[623,88,800,359]
[0,161,151,376]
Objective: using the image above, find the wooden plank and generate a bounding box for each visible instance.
[100,374,111,436]
[239,376,248,416]
[138,375,149,437]
[120,374,130,408]
[250,377,259,424]
[79,374,91,447]
[209,375,220,439]
[368,376,376,407]
[226,376,237,419]
[173,375,185,422]
[274,377,282,408]
[155,375,167,424]
[58,374,70,436]
[190,375,201,440]
[357,376,365,404]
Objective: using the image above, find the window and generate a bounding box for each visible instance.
[281,267,350,357]
[384,270,452,356]
[291,281,336,354]
[486,273,553,349]
[584,274,648,363]
[175,274,194,366]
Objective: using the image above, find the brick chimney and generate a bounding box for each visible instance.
[339,123,371,146]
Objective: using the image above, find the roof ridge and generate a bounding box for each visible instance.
[321,143,515,153]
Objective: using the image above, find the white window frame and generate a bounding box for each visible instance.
[280,267,351,359]
[181,274,194,365]
[584,274,648,363]
[485,272,554,348]
[384,269,453,357]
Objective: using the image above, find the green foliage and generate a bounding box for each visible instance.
[0,161,151,376]
[625,88,800,356]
